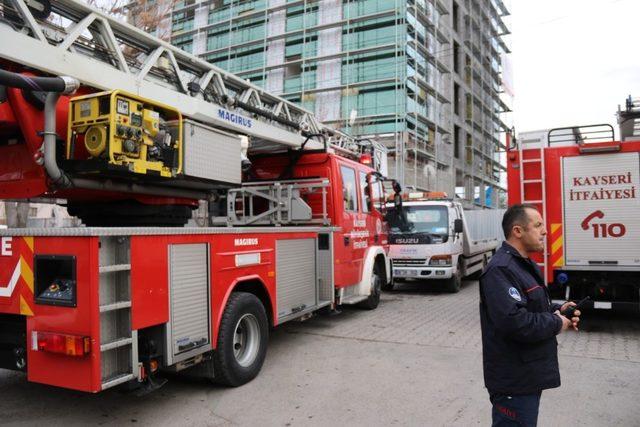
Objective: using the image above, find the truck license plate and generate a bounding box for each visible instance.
[394,269,418,277]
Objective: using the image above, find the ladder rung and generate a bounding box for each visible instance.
[102,373,135,390]
[99,301,132,313]
[101,337,132,352]
[522,199,543,204]
[521,159,542,163]
[99,264,131,273]
[522,179,543,184]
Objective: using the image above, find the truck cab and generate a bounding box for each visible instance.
[236,151,392,306]
[386,192,501,292]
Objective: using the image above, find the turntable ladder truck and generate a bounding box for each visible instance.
[0,0,394,392]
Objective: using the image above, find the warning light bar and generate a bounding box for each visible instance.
[359,153,373,165]
[32,331,91,357]
[405,191,449,201]
[578,141,621,154]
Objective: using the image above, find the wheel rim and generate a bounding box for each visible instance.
[233,314,261,367]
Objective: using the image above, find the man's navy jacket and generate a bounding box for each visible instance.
[479,242,563,395]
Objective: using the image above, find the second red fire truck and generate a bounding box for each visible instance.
[507,96,640,314]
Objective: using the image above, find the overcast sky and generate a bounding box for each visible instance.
[508,0,640,137]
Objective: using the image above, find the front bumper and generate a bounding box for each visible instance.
[392,266,454,280]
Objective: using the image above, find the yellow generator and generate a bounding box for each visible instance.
[67,90,182,178]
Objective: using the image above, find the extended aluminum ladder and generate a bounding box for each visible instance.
[0,0,378,163]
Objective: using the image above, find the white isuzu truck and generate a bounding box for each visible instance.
[385,193,504,292]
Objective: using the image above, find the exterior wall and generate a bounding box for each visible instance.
[447,0,511,208]
[0,202,81,228]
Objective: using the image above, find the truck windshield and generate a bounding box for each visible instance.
[390,205,449,235]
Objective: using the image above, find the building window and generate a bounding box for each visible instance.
[453,42,460,74]
[453,83,460,116]
[285,55,302,78]
[454,125,460,159]
[452,2,459,33]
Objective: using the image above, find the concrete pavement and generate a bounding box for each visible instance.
[0,280,638,426]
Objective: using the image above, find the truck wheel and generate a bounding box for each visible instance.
[445,264,462,293]
[213,292,269,387]
[358,264,382,310]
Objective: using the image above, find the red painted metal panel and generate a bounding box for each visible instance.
[130,235,170,330]
[26,237,101,393]
[211,233,277,341]
[0,236,31,315]
[0,99,18,137]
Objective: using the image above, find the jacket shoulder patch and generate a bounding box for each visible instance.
[508,287,522,302]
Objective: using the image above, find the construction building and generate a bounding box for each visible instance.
[169,0,511,207]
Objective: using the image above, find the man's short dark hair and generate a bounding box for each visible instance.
[502,204,538,239]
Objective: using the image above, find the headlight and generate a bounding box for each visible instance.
[429,255,452,266]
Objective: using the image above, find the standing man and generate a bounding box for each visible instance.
[479,204,581,426]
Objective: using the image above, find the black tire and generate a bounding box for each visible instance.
[382,279,394,291]
[445,263,462,293]
[358,264,383,310]
[213,292,269,387]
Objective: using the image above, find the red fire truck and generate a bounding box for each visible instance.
[507,97,640,313]
[0,1,396,392]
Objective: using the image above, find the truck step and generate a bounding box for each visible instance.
[100,337,133,352]
[341,294,368,305]
[99,301,132,313]
[101,373,135,391]
[99,264,131,273]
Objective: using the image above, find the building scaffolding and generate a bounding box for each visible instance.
[170,0,511,207]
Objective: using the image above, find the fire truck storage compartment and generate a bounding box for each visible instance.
[276,238,320,322]
[181,120,241,184]
[34,255,77,307]
[166,243,211,365]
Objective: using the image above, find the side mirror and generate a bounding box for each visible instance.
[393,193,402,209]
[454,218,463,234]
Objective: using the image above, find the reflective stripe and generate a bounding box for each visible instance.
[550,223,564,268]
[19,237,35,316]
[0,261,21,297]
